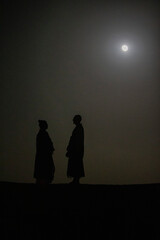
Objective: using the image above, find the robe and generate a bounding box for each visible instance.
[66,124,85,177]
[34,129,55,182]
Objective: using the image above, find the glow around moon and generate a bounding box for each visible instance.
[122,45,128,52]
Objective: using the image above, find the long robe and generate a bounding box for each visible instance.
[34,129,55,182]
[66,124,85,178]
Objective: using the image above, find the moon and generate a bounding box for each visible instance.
[122,45,128,52]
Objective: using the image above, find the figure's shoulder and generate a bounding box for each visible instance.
[37,131,41,137]
[79,124,84,130]
[77,124,84,134]
[37,130,48,137]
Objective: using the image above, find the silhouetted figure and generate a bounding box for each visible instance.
[66,115,85,184]
[34,120,55,185]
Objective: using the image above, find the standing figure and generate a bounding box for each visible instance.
[34,120,55,185]
[66,115,85,184]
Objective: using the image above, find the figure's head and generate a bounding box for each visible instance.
[38,120,48,130]
[73,115,82,125]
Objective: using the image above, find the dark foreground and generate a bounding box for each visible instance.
[2,182,160,239]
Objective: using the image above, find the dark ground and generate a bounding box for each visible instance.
[1,182,160,239]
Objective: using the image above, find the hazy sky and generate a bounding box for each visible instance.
[1,0,160,184]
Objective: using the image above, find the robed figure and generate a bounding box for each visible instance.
[66,115,85,184]
[34,120,55,184]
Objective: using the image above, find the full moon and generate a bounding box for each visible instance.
[122,45,128,52]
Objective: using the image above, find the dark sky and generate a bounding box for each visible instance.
[1,0,160,184]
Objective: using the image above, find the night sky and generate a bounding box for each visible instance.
[1,0,160,184]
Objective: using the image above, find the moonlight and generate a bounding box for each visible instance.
[121,45,128,52]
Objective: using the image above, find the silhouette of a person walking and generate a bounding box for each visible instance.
[34,120,55,185]
[66,115,85,184]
